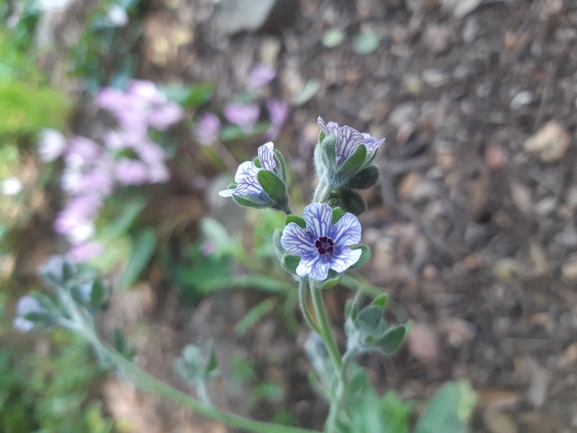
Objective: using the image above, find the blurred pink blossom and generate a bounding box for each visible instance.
[224,102,260,133]
[250,63,276,88]
[265,98,289,140]
[67,241,105,263]
[114,159,152,185]
[195,112,221,146]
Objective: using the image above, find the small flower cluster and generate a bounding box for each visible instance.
[219,118,383,282]
[194,63,288,146]
[39,80,183,263]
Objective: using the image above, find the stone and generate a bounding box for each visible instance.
[524,120,571,162]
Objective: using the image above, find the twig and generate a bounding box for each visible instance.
[533,61,556,132]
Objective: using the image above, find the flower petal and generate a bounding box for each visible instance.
[335,126,365,166]
[331,212,361,247]
[234,176,265,197]
[330,247,362,273]
[317,117,340,136]
[235,161,259,182]
[362,133,385,152]
[281,223,316,256]
[218,188,234,197]
[303,203,333,239]
[296,255,324,279]
[309,259,331,281]
[258,142,277,171]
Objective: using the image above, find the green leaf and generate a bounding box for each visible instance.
[340,189,367,216]
[273,229,287,260]
[273,149,288,182]
[113,328,136,360]
[108,196,147,236]
[285,215,306,228]
[320,270,344,289]
[90,278,108,308]
[371,293,388,309]
[235,298,277,335]
[118,228,157,291]
[158,82,215,108]
[291,79,320,107]
[353,30,381,55]
[232,193,270,209]
[204,341,218,377]
[332,207,346,224]
[366,324,408,355]
[414,381,477,433]
[253,157,262,168]
[281,254,301,274]
[320,134,337,173]
[322,28,346,48]
[348,165,379,189]
[257,170,287,205]
[354,305,382,335]
[349,245,371,270]
[338,144,367,177]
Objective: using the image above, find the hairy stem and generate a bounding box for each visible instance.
[309,281,342,372]
[298,277,322,335]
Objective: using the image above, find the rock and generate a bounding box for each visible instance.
[405,74,423,95]
[398,172,421,200]
[510,183,533,216]
[485,143,507,169]
[510,90,534,110]
[424,24,452,53]
[527,365,550,408]
[389,102,418,128]
[561,254,577,281]
[523,120,571,162]
[422,68,450,87]
[484,408,518,433]
[439,317,476,346]
[407,322,439,362]
[478,389,521,409]
[214,0,298,36]
[534,196,557,218]
[462,17,480,43]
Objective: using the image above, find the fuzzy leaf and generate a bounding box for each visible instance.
[281,254,301,274]
[371,293,388,309]
[340,189,367,216]
[366,323,409,355]
[257,170,287,205]
[354,305,382,335]
[285,215,306,228]
[273,149,288,182]
[337,144,367,177]
[348,165,379,189]
[232,193,270,209]
[332,207,346,224]
[320,134,337,173]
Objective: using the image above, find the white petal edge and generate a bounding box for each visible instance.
[330,247,362,273]
[331,213,362,247]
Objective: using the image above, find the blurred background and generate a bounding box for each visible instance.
[1,0,577,431]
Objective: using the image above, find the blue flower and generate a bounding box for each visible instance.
[218,142,277,205]
[281,203,362,280]
[317,117,385,167]
[12,296,45,333]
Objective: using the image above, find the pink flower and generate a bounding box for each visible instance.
[114,159,151,185]
[250,63,276,88]
[194,112,221,146]
[67,241,105,263]
[265,98,289,140]
[148,103,183,130]
[65,137,101,168]
[224,103,260,133]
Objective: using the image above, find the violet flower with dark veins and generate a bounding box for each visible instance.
[281,203,362,281]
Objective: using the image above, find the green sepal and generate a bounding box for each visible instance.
[272,229,287,261]
[365,322,411,355]
[228,182,237,190]
[348,164,379,189]
[354,305,383,336]
[113,328,136,361]
[371,293,388,309]
[320,134,337,174]
[232,193,270,209]
[273,149,288,182]
[332,207,346,224]
[204,341,218,378]
[253,157,262,168]
[349,245,371,270]
[281,254,301,274]
[90,278,109,308]
[337,144,367,178]
[257,170,287,206]
[285,215,306,228]
[365,150,377,165]
[319,130,326,142]
[320,269,343,289]
[23,310,52,323]
[340,188,366,216]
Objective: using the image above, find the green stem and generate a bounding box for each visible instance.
[309,280,342,372]
[298,277,322,335]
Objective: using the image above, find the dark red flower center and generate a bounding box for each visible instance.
[315,236,334,255]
